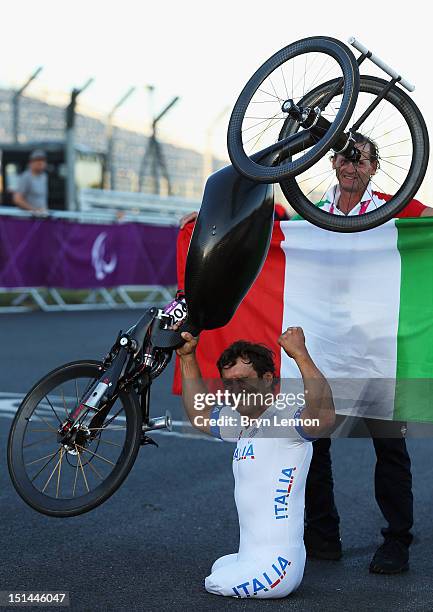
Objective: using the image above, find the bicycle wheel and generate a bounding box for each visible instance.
[227,36,359,183]
[279,75,429,232]
[7,360,142,517]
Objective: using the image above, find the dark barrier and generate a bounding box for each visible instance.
[0,216,178,288]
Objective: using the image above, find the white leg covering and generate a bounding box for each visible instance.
[210,553,238,574]
[203,424,312,599]
[205,547,305,599]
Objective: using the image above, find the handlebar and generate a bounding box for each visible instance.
[348,36,415,92]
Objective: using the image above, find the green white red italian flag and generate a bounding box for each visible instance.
[174,219,433,422]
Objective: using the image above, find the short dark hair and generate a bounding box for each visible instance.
[350,131,379,162]
[217,340,276,378]
[331,131,379,163]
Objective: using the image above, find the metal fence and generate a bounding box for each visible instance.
[79,188,198,224]
[0,192,199,312]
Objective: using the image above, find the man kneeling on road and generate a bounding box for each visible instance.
[177,327,335,599]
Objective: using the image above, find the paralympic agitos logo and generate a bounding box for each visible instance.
[91,232,117,280]
[232,555,291,597]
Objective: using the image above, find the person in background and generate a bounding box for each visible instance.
[293,132,433,219]
[301,132,433,575]
[13,149,48,214]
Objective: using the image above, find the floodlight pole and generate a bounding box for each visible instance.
[107,86,136,190]
[65,78,94,210]
[138,93,179,195]
[203,106,229,186]
[13,66,43,143]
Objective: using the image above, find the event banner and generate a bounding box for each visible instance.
[0,216,178,288]
[173,218,433,424]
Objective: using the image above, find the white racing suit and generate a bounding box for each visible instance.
[205,404,313,599]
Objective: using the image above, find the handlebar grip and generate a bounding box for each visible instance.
[150,320,200,349]
[348,36,415,92]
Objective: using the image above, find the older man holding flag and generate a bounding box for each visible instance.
[175,130,433,576]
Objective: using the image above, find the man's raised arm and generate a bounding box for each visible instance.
[278,327,335,436]
[176,332,214,434]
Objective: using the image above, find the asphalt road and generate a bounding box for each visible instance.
[1,311,433,612]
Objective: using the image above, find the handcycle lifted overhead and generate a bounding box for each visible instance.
[227,36,429,232]
[7,36,429,516]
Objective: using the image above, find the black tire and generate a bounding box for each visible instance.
[279,75,430,232]
[7,360,142,517]
[227,36,359,183]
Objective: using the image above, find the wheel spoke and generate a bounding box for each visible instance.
[23,434,56,449]
[302,54,307,97]
[30,450,61,487]
[242,111,284,134]
[244,116,284,149]
[98,438,122,448]
[319,175,339,208]
[373,124,406,142]
[99,407,125,430]
[84,457,105,481]
[268,76,283,103]
[380,158,409,172]
[76,446,90,493]
[250,100,279,104]
[291,54,295,98]
[42,395,62,424]
[32,411,58,432]
[257,88,281,101]
[377,165,402,186]
[60,388,70,419]
[245,116,286,120]
[74,443,116,466]
[366,110,397,136]
[305,170,336,199]
[72,453,80,497]
[370,174,392,197]
[41,451,64,493]
[298,168,334,185]
[364,180,380,209]
[379,138,411,151]
[56,448,64,498]
[292,53,323,98]
[26,450,59,467]
[77,405,94,428]
[75,379,80,409]
[280,65,289,99]
[87,425,126,431]
[305,60,337,97]
[381,154,411,159]
[364,98,386,139]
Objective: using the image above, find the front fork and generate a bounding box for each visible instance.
[57,303,181,444]
[57,340,138,439]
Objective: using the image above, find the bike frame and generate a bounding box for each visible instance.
[57,304,189,444]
